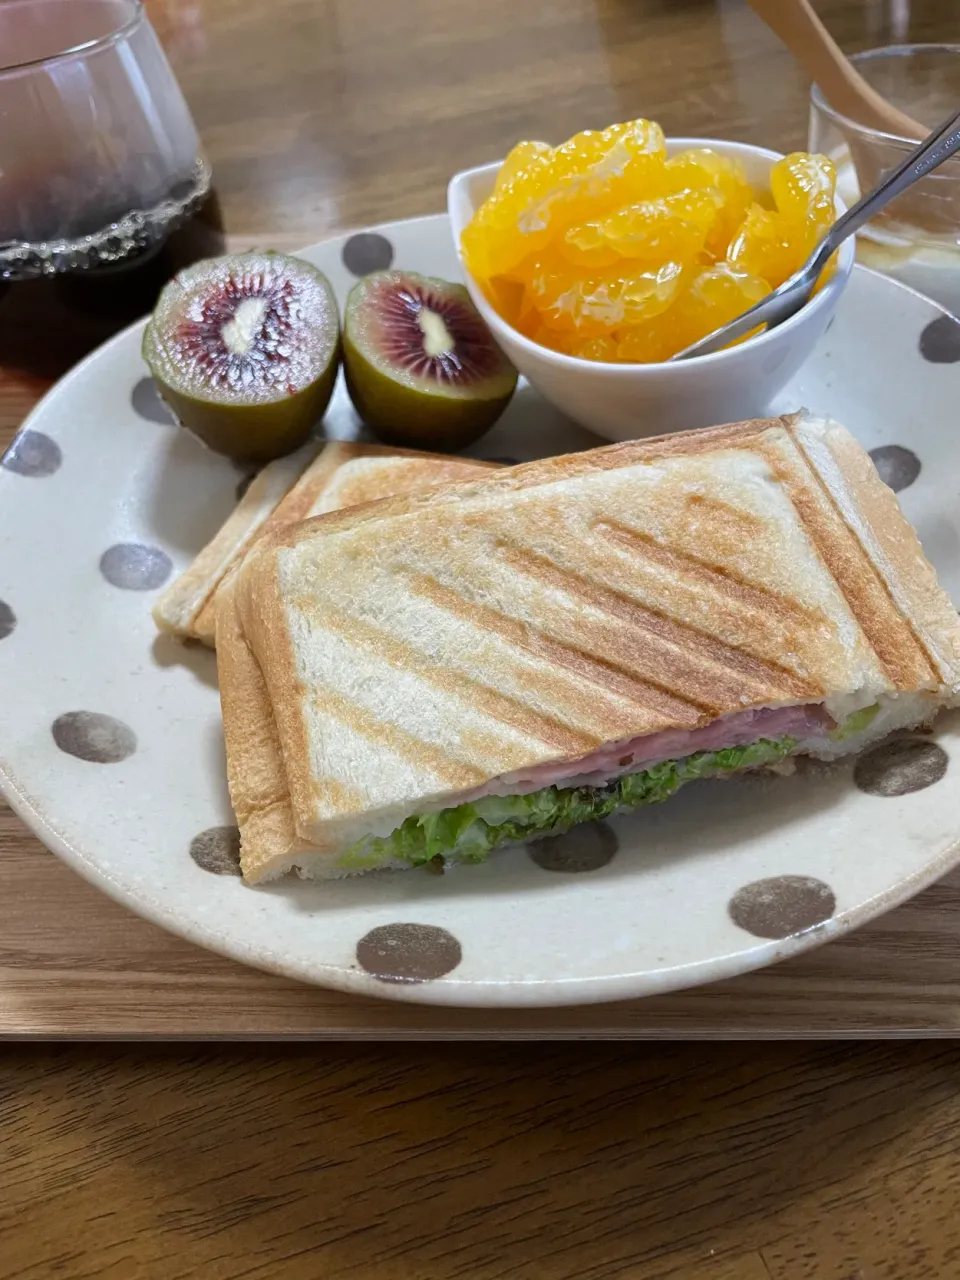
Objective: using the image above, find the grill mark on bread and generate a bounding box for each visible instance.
[765,433,937,690]
[412,575,736,718]
[309,686,504,789]
[310,776,367,811]
[561,418,784,469]
[326,468,418,512]
[496,542,821,700]
[684,492,765,529]
[292,598,597,755]
[155,447,322,639]
[598,519,828,626]
[269,450,493,532]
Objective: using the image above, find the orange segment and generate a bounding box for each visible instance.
[601,189,721,263]
[616,265,768,363]
[664,149,755,259]
[570,333,620,362]
[726,204,797,289]
[495,139,553,192]
[771,152,836,225]
[527,261,685,336]
[560,222,622,269]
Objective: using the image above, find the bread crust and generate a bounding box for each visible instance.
[797,418,960,686]
[216,571,306,879]
[153,439,321,641]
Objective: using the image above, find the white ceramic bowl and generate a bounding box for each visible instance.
[448,138,854,440]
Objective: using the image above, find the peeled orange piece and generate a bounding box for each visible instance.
[495,139,553,192]
[461,119,837,362]
[664,149,754,258]
[600,190,721,263]
[726,204,798,289]
[771,152,836,225]
[524,260,684,337]
[615,265,767,364]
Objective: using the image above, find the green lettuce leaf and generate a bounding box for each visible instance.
[830,702,880,741]
[337,735,797,871]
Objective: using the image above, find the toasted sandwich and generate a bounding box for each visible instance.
[155,441,496,645]
[224,412,960,884]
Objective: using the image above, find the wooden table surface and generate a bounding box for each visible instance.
[4,0,960,1274]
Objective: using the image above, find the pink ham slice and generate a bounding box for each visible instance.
[486,704,832,798]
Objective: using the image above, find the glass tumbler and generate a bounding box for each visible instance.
[809,43,960,317]
[0,0,210,278]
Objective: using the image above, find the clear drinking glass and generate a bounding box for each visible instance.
[809,44,960,316]
[0,0,211,279]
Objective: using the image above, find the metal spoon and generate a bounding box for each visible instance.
[671,107,960,362]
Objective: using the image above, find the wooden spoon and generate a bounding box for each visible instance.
[746,0,925,140]
[745,0,960,237]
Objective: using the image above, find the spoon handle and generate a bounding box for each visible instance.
[812,107,960,270]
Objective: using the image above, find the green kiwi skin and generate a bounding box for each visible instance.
[342,272,518,451]
[142,252,340,464]
[343,331,513,450]
[150,347,339,464]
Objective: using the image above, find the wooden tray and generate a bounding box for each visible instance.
[4,359,960,1040]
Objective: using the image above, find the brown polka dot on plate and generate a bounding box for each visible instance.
[728,875,836,939]
[356,922,461,983]
[920,315,960,363]
[341,232,394,277]
[854,737,948,797]
[528,821,618,872]
[51,711,136,763]
[1,430,61,477]
[190,826,242,875]
[0,600,14,640]
[869,445,920,493]
[99,543,173,591]
[131,376,176,425]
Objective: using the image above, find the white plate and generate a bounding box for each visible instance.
[3,215,960,1008]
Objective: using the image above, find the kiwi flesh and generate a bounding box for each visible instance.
[142,251,340,463]
[343,270,517,450]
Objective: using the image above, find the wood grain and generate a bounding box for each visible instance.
[1,1042,959,1277]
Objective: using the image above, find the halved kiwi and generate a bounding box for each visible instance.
[142,251,340,463]
[343,270,518,450]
